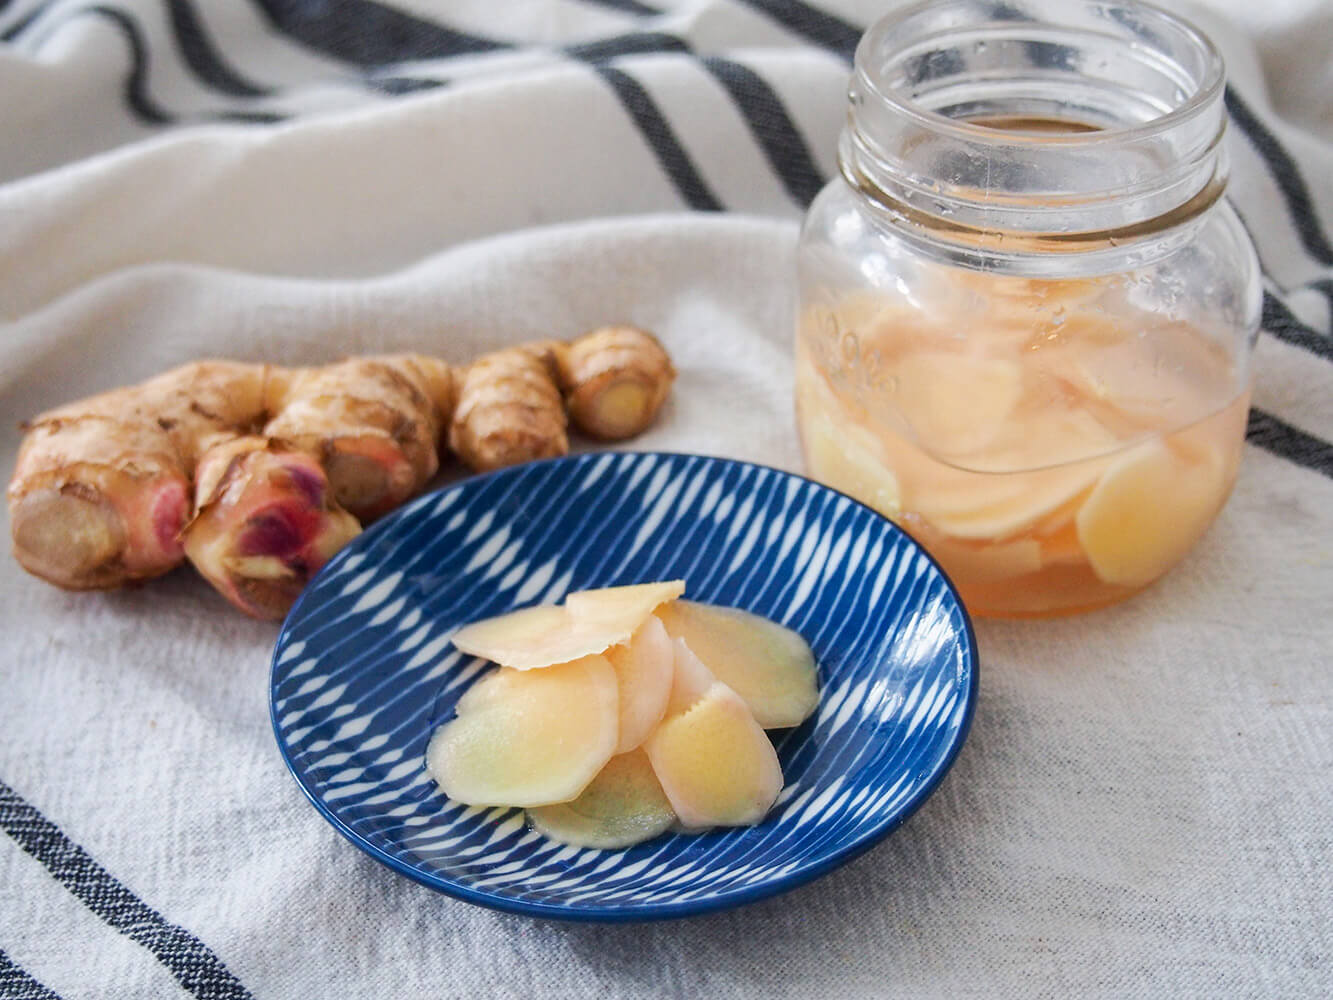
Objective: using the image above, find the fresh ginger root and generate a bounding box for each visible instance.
[555,326,676,440]
[448,327,678,470]
[8,327,674,619]
[8,360,270,590]
[182,437,362,620]
[449,343,569,472]
[265,355,455,521]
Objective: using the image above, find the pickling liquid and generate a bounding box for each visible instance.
[967,115,1103,134]
[794,284,1250,618]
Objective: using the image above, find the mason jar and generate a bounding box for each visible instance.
[794,0,1261,618]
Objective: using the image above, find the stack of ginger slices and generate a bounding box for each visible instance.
[426,582,819,849]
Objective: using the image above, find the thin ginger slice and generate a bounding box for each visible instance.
[607,615,675,754]
[655,601,818,729]
[889,352,1023,458]
[432,587,813,842]
[564,580,685,626]
[526,749,677,849]
[425,654,618,807]
[906,410,1118,542]
[450,604,601,670]
[1054,319,1239,434]
[1075,437,1226,587]
[644,670,784,829]
[451,581,684,670]
[796,370,903,519]
[796,352,1107,540]
[662,637,717,718]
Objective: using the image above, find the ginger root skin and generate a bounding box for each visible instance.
[183,438,361,620]
[8,361,269,589]
[555,326,676,441]
[265,354,454,521]
[8,330,674,618]
[449,345,569,473]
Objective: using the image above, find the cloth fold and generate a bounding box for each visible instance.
[1,2,1329,997]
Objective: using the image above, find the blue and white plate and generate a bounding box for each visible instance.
[270,452,977,921]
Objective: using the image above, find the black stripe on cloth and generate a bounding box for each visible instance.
[8,4,173,122]
[594,65,723,212]
[733,0,861,61]
[1309,278,1333,317]
[0,780,254,1000]
[1226,86,1333,267]
[565,29,688,62]
[701,56,827,209]
[576,0,662,15]
[1263,290,1333,361]
[0,949,65,1000]
[2,1,245,117]
[87,5,173,124]
[365,75,445,97]
[1,1,45,42]
[1247,408,1333,479]
[167,0,270,97]
[250,0,508,66]
[212,108,286,124]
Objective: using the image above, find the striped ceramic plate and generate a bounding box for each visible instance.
[270,452,977,921]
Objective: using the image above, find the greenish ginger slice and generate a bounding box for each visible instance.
[644,643,784,829]
[450,580,684,670]
[607,614,675,753]
[655,600,818,729]
[425,654,619,807]
[1075,437,1225,588]
[526,748,677,849]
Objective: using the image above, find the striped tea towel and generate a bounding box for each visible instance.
[0,2,1330,998]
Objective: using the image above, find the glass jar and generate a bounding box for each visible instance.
[794,0,1260,618]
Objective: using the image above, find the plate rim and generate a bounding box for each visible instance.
[270,450,979,922]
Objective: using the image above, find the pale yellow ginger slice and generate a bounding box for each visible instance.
[1075,438,1226,588]
[564,580,685,626]
[425,654,618,807]
[1054,319,1239,433]
[451,580,685,670]
[796,345,1105,541]
[607,615,675,754]
[796,373,902,519]
[913,466,1098,541]
[448,607,622,672]
[526,749,676,849]
[956,401,1123,474]
[662,637,717,718]
[656,601,818,729]
[450,605,596,670]
[910,411,1118,541]
[644,675,784,830]
[889,352,1023,457]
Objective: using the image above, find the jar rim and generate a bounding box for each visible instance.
[853,0,1226,148]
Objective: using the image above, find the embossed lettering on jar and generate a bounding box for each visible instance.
[794,0,1261,617]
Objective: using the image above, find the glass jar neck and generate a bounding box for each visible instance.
[839,0,1228,256]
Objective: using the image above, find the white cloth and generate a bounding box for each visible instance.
[1,2,1330,998]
